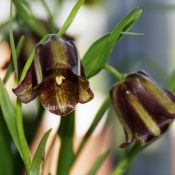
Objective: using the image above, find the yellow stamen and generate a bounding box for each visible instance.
[55,75,66,85]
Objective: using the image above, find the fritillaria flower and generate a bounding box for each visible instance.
[110,70,175,147]
[13,34,94,115]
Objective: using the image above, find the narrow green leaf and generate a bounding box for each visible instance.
[87,149,110,175]
[167,72,175,92]
[30,129,51,175]
[13,0,47,37]
[40,0,56,33]
[0,21,9,34]
[20,0,84,81]
[0,79,21,155]
[82,34,111,79]
[57,112,75,175]
[121,32,144,36]
[16,99,31,173]
[58,0,84,36]
[118,9,142,41]
[112,143,141,175]
[0,109,13,175]
[20,34,50,82]
[83,8,142,79]
[9,0,18,80]
[3,35,25,84]
[74,96,110,162]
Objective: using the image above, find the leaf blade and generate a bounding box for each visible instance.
[83,8,142,79]
[16,99,31,173]
[13,0,47,37]
[87,149,110,175]
[0,109,14,175]
[9,0,18,79]
[0,79,21,155]
[20,34,50,82]
[30,129,51,175]
[58,0,84,36]
[3,35,25,84]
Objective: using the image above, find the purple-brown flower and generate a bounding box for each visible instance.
[110,70,175,147]
[13,34,94,115]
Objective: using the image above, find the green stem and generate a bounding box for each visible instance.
[9,2,31,173]
[104,65,124,80]
[16,99,31,174]
[112,143,141,175]
[9,0,18,80]
[21,0,84,81]
[57,0,84,37]
[20,34,50,82]
[73,96,110,163]
[3,35,25,84]
[57,112,75,175]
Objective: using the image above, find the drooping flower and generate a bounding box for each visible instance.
[110,70,175,147]
[13,34,94,115]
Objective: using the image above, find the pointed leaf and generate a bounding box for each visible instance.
[121,32,144,36]
[0,109,13,175]
[58,0,84,36]
[167,71,175,92]
[3,35,25,84]
[16,99,31,173]
[13,0,47,37]
[112,143,141,175]
[83,8,142,79]
[9,0,18,79]
[87,149,110,175]
[0,79,21,155]
[20,34,50,82]
[30,129,51,175]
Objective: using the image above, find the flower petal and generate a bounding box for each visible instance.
[78,76,94,103]
[13,34,94,116]
[39,69,79,115]
[12,66,38,103]
[34,34,83,84]
[110,70,175,147]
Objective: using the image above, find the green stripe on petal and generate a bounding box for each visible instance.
[78,77,94,103]
[125,90,161,137]
[141,77,175,114]
[50,36,68,64]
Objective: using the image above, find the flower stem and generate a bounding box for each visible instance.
[112,143,141,175]
[57,112,75,175]
[104,65,124,80]
[57,0,84,37]
[16,99,31,174]
[9,0,18,80]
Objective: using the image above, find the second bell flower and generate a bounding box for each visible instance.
[110,70,175,147]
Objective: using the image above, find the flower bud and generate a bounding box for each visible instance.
[13,34,94,116]
[110,70,175,147]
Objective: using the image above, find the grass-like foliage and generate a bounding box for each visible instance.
[1,0,168,175]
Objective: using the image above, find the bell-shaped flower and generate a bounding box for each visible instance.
[13,34,94,115]
[110,70,175,147]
